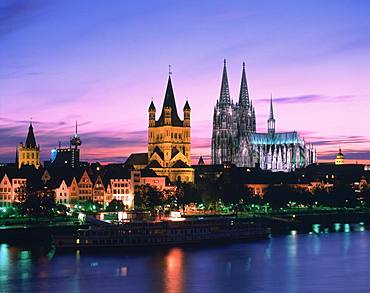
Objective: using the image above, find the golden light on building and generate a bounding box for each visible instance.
[147,75,194,183]
[18,122,40,169]
[335,148,345,165]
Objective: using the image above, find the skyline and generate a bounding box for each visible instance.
[1,0,370,164]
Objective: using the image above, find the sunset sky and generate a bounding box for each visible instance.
[0,0,369,164]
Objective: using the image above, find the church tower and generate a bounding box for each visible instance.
[18,122,40,169]
[147,73,194,182]
[212,60,237,164]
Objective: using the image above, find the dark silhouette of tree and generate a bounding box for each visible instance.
[362,186,370,207]
[134,184,164,211]
[263,184,299,209]
[313,187,332,206]
[16,184,55,217]
[330,184,357,208]
[106,199,125,212]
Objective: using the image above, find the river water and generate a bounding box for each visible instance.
[1,224,369,292]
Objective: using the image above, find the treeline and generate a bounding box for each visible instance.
[135,179,370,211]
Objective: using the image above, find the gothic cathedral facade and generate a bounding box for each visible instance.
[212,60,316,172]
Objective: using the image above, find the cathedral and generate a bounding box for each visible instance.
[212,60,316,172]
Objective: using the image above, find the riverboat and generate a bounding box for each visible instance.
[53,217,269,249]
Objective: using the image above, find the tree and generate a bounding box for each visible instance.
[330,184,357,208]
[16,184,55,217]
[263,184,299,209]
[134,184,164,211]
[313,187,332,206]
[362,186,370,207]
[106,199,125,212]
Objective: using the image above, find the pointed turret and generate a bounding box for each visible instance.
[219,59,231,106]
[198,156,205,165]
[267,94,275,135]
[149,100,156,111]
[239,62,249,107]
[25,122,37,148]
[183,100,191,111]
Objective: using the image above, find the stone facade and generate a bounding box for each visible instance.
[18,123,40,169]
[147,75,194,182]
[212,60,316,172]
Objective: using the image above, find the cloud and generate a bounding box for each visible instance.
[319,150,370,160]
[310,135,370,147]
[257,94,354,105]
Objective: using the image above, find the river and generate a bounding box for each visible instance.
[0,224,369,292]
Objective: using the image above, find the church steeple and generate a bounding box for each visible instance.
[157,75,182,126]
[239,62,249,107]
[25,122,37,148]
[268,94,275,135]
[219,59,231,106]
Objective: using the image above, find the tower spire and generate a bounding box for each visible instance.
[268,94,275,135]
[219,59,231,106]
[25,121,37,148]
[269,93,274,119]
[239,61,249,107]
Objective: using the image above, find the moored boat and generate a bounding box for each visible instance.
[53,217,270,249]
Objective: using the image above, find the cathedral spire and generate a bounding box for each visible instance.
[219,59,231,106]
[239,62,249,107]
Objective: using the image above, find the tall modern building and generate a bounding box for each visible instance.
[147,74,194,182]
[18,122,40,169]
[46,122,81,168]
[212,60,316,172]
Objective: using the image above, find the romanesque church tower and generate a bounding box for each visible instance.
[147,75,194,182]
[18,122,40,169]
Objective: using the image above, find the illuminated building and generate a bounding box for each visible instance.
[46,122,81,168]
[147,74,194,182]
[18,122,40,169]
[335,148,345,165]
[212,60,316,172]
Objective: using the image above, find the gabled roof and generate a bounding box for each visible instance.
[146,160,162,169]
[152,146,164,161]
[140,168,160,177]
[125,153,148,166]
[44,167,84,186]
[156,76,183,127]
[172,160,190,168]
[102,165,131,185]
[171,147,180,159]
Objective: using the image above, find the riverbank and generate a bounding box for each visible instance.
[2,209,370,246]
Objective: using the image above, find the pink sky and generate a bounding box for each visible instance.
[0,1,369,164]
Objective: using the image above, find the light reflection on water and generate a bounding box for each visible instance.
[1,226,369,292]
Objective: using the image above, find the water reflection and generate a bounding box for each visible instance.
[1,228,370,292]
[164,248,184,293]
